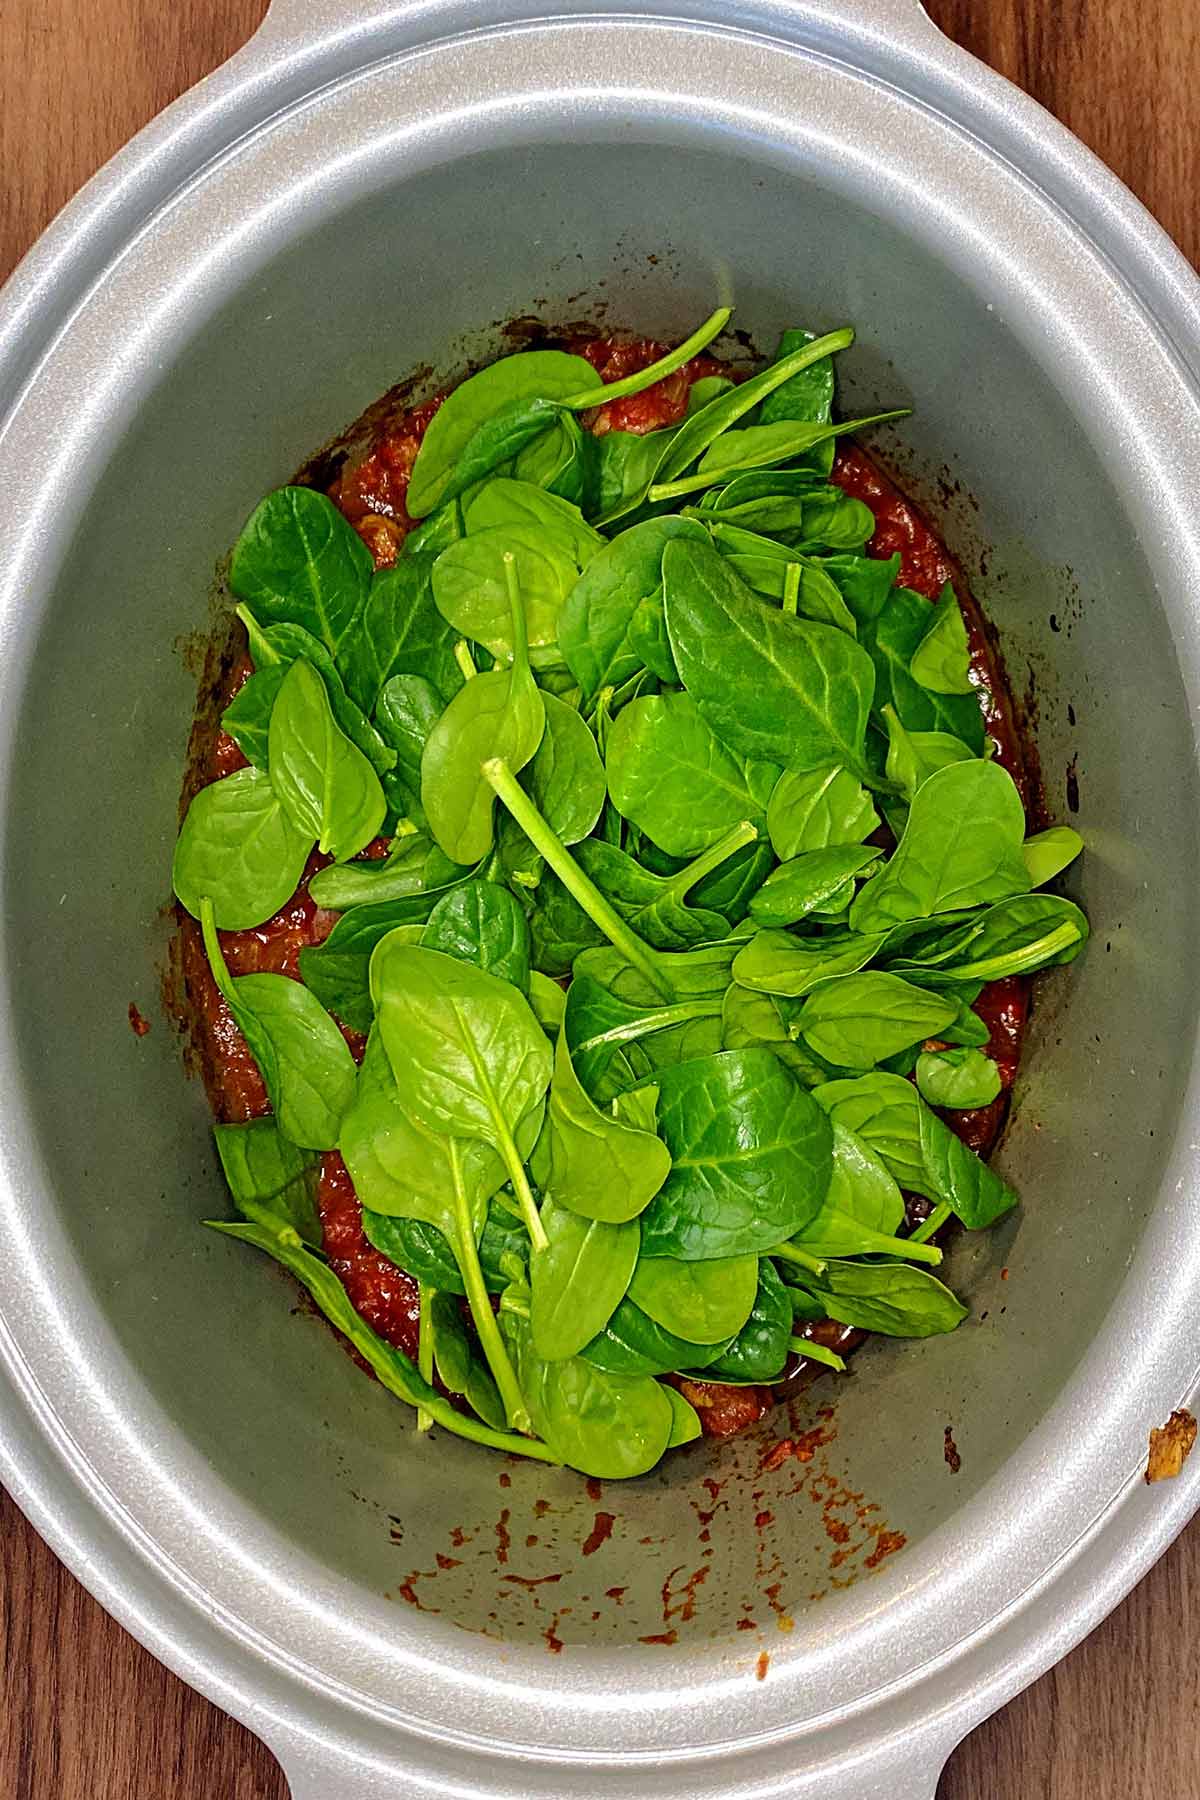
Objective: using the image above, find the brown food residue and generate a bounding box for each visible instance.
[127,1002,151,1037]
[581,1511,615,1556]
[755,1651,770,1681]
[944,1426,962,1475]
[1145,1409,1198,1483]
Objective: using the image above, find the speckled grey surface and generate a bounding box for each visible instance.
[1,2,1199,1795]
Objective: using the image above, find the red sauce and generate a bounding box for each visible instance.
[184,329,1036,1443]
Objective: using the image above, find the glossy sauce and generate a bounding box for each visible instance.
[182,333,1032,1433]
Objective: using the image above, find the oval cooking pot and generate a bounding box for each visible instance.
[1,3,1199,1795]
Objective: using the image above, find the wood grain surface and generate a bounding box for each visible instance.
[1,3,1196,1796]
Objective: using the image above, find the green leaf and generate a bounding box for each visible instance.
[1022,825,1084,887]
[915,1046,1002,1110]
[813,1071,932,1196]
[766,764,879,859]
[638,1049,833,1259]
[337,554,464,716]
[606,689,778,857]
[505,1309,674,1479]
[559,516,707,704]
[173,765,314,931]
[628,1251,759,1343]
[792,1119,904,1248]
[883,704,976,804]
[796,1259,968,1337]
[918,1104,1017,1229]
[420,561,546,864]
[220,665,286,769]
[463,477,604,569]
[407,350,599,516]
[230,486,372,657]
[237,609,399,779]
[732,927,888,999]
[797,972,958,1070]
[420,878,530,991]
[200,900,356,1150]
[543,1028,672,1223]
[375,673,444,819]
[864,586,986,748]
[521,691,606,846]
[307,833,466,911]
[530,1199,640,1360]
[663,538,875,777]
[702,1258,793,1380]
[212,1119,320,1244]
[909,584,974,695]
[267,660,385,862]
[209,1218,551,1461]
[883,892,1088,985]
[580,1295,728,1377]
[748,845,881,929]
[758,326,835,433]
[573,829,750,952]
[664,1387,703,1446]
[850,760,1030,932]
[432,525,581,663]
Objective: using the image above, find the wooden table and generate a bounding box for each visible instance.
[2,3,1197,1794]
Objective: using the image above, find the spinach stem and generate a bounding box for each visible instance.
[494,1111,549,1254]
[454,639,478,681]
[199,897,236,1005]
[910,1201,951,1245]
[560,306,732,410]
[772,1242,827,1276]
[782,563,801,616]
[789,1337,846,1372]
[482,758,673,1001]
[575,997,722,1055]
[416,1282,435,1432]
[648,408,910,504]
[666,819,757,900]
[448,1140,533,1432]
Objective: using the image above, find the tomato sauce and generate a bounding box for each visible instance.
[182,330,1034,1439]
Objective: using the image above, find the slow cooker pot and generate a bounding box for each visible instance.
[2,2,1199,1794]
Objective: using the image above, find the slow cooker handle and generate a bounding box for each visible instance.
[256,0,939,47]
[269,1733,958,1799]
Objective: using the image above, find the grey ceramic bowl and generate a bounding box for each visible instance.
[2,2,1199,1795]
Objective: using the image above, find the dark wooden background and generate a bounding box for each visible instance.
[1,3,1196,1794]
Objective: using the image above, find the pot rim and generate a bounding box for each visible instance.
[1,5,1198,1794]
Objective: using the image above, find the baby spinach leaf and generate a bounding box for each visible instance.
[665,1386,703,1445]
[574,935,744,1009]
[657,412,907,502]
[795,1259,968,1338]
[529,970,568,1035]
[883,892,1088,984]
[407,350,599,517]
[625,588,679,682]
[702,1258,793,1381]
[299,920,423,1035]
[766,764,879,860]
[564,974,724,1105]
[689,839,776,926]
[797,972,959,1070]
[850,760,1030,932]
[173,765,314,931]
[638,1049,833,1259]
[663,538,875,777]
[513,410,595,505]
[732,927,888,999]
[559,515,706,703]
[916,1046,1001,1109]
[230,486,372,657]
[530,1199,640,1360]
[654,328,854,486]
[1022,825,1084,887]
[402,499,464,560]
[813,1071,933,1197]
[543,1026,672,1223]
[919,1104,1016,1228]
[432,524,581,663]
[864,586,986,748]
[883,703,976,803]
[420,878,530,992]
[212,1118,320,1244]
[720,983,827,1082]
[211,1218,553,1460]
[528,869,607,976]
[268,660,386,863]
[237,608,398,778]
[362,1195,528,1297]
[796,490,877,551]
[749,845,881,929]
[521,690,606,846]
[371,942,552,1249]
[758,326,835,434]
[628,1251,759,1343]
[589,426,681,527]
[909,584,973,695]
[220,665,286,769]
[420,557,545,864]
[580,1295,728,1376]
[307,833,465,910]
[463,477,604,569]
[607,689,778,857]
[337,554,464,716]
[801,1119,904,1239]
[375,673,444,818]
[574,823,754,952]
[820,552,902,628]
[200,899,356,1150]
[505,1310,674,1479]
[687,374,734,415]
